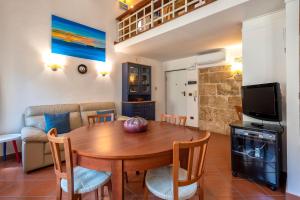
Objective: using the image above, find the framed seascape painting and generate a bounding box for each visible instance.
[51,15,106,62]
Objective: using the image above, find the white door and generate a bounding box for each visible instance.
[186,69,198,127]
[166,70,187,116]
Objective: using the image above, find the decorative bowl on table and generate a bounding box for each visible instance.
[123,117,148,133]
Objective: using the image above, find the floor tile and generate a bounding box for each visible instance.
[232,179,268,197]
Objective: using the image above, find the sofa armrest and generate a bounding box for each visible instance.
[21,127,48,142]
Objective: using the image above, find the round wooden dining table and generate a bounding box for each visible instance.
[69,120,204,200]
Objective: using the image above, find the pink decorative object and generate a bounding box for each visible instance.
[123,117,148,133]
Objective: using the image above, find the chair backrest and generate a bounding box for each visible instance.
[172,132,210,200]
[234,106,243,121]
[87,113,114,125]
[177,115,187,126]
[161,114,176,124]
[47,128,75,198]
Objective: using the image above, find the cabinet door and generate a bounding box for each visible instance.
[139,66,151,94]
[132,103,144,117]
[122,103,133,117]
[143,102,155,120]
[148,102,155,120]
[128,65,139,94]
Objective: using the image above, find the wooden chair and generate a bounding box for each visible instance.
[161,114,177,124]
[234,106,243,121]
[177,115,187,126]
[144,132,211,200]
[47,128,111,200]
[87,113,114,125]
[142,114,187,188]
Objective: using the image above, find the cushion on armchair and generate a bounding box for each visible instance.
[44,112,71,134]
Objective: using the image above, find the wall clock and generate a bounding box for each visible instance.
[78,64,88,74]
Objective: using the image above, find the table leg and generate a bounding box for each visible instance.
[111,160,124,200]
[2,142,6,161]
[12,140,20,163]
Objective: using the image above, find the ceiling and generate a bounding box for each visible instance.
[115,0,284,61]
[131,0,143,6]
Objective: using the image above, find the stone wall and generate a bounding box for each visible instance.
[199,66,242,135]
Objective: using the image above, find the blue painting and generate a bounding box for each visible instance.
[51,15,106,62]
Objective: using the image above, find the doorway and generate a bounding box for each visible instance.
[165,69,199,127]
[166,70,187,116]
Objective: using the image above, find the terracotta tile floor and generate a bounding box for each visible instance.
[0,133,299,200]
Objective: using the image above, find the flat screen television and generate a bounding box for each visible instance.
[242,82,282,122]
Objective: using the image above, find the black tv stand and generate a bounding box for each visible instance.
[230,121,283,191]
[251,122,264,128]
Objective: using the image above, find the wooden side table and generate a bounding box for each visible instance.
[0,134,21,162]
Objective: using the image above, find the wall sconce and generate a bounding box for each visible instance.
[48,64,62,71]
[227,57,242,80]
[99,70,109,77]
[96,61,112,77]
[43,53,66,72]
[231,57,243,75]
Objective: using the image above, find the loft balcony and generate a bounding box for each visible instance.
[114,0,284,60]
[116,0,216,43]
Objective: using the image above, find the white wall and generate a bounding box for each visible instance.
[242,9,289,177]
[0,0,164,155]
[285,0,300,196]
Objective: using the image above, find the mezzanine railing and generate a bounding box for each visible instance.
[116,0,217,43]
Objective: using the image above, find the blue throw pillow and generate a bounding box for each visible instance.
[96,109,115,122]
[44,112,70,134]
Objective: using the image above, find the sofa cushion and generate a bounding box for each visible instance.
[44,112,70,134]
[81,111,97,126]
[80,102,116,126]
[24,104,82,130]
[21,127,48,142]
[25,115,46,130]
[69,112,82,130]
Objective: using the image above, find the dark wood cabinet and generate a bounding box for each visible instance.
[122,101,155,120]
[122,62,155,120]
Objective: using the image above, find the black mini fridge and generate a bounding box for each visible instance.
[230,121,283,191]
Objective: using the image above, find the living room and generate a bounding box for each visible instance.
[0,0,299,200]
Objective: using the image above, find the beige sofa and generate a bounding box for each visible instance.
[21,102,127,173]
